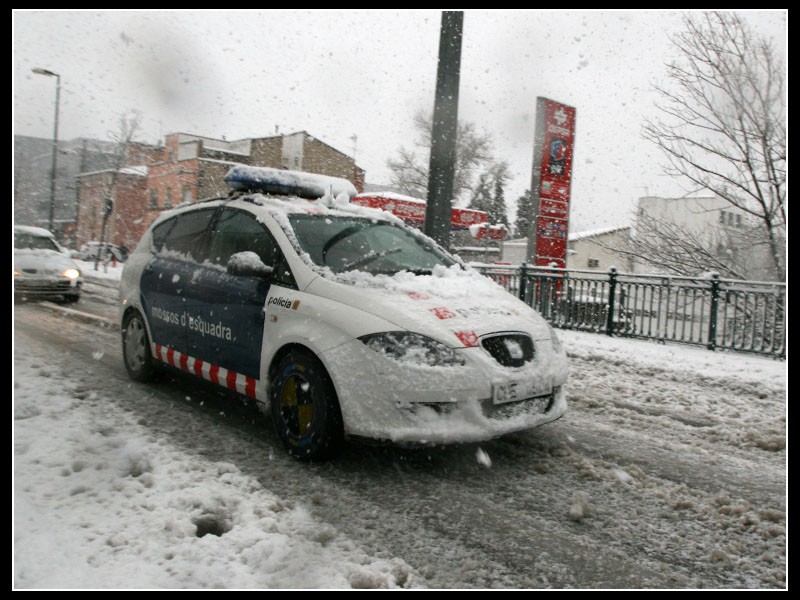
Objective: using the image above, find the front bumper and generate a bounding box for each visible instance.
[14,277,82,298]
[322,337,569,445]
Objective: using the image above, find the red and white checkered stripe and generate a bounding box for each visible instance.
[153,343,257,399]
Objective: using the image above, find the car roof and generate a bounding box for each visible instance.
[14,225,54,238]
[153,192,404,231]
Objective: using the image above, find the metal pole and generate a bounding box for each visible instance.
[424,11,463,248]
[525,98,547,264]
[707,272,720,350]
[606,267,618,336]
[32,68,61,234]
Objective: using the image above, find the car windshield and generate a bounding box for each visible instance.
[287,214,458,275]
[15,232,60,252]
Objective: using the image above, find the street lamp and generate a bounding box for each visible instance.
[32,67,61,233]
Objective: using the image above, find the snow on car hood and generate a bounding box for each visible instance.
[14,249,79,275]
[304,264,552,347]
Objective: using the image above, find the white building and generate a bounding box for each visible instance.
[501,226,631,272]
[500,194,779,280]
[632,195,776,279]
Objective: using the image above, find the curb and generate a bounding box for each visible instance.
[39,302,119,331]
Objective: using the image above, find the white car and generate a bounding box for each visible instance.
[14,225,83,303]
[119,166,569,459]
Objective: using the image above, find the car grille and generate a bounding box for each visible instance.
[15,279,79,295]
[480,333,535,368]
[481,391,555,419]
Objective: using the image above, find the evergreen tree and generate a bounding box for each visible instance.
[491,162,509,227]
[515,189,533,238]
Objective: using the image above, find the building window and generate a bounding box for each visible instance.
[182,185,192,205]
[587,258,600,268]
[149,189,158,209]
[719,211,726,225]
[165,187,173,208]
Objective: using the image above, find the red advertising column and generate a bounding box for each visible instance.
[526,98,576,269]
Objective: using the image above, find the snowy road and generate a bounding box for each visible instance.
[13,297,786,589]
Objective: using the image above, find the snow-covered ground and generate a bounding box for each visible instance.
[19,264,421,588]
[74,258,124,282]
[13,275,786,589]
[13,325,419,589]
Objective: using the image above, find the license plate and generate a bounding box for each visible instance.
[493,379,553,405]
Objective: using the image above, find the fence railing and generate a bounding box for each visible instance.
[474,264,786,358]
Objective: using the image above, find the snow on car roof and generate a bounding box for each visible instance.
[14,225,54,238]
[224,165,357,200]
[240,191,404,225]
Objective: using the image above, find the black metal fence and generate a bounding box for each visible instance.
[474,264,786,358]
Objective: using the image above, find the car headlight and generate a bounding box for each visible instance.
[548,324,563,354]
[359,331,466,367]
[62,268,81,280]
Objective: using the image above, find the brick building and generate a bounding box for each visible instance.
[73,131,365,251]
[75,167,150,252]
[13,135,160,245]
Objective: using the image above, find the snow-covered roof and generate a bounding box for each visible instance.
[173,133,252,156]
[453,246,501,253]
[569,226,630,242]
[356,191,426,205]
[119,165,148,177]
[501,237,528,247]
[198,157,245,167]
[78,165,148,178]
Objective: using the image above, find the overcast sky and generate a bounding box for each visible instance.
[12,9,786,233]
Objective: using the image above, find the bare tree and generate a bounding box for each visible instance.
[606,209,777,280]
[643,11,786,280]
[387,110,495,205]
[94,110,142,271]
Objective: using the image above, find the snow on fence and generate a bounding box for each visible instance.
[474,264,786,358]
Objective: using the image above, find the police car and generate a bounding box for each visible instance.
[119,166,569,460]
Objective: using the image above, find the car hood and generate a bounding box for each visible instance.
[14,249,80,275]
[303,265,552,348]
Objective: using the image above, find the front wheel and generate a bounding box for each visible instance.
[270,349,344,460]
[122,310,157,382]
[59,293,80,304]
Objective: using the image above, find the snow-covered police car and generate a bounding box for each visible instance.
[119,166,569,460]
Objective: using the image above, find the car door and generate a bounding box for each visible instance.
[138,207,216,360]
[183,207,294,382]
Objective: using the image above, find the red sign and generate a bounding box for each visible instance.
[539,198,568,219]
[530,98,575,267]
[352,193,489,231]
[537,215,568,239]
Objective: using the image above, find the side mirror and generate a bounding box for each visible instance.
[227,251,274,278]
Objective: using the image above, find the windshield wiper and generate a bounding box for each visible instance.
[341,247,403,272]
[402,268,434,275]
